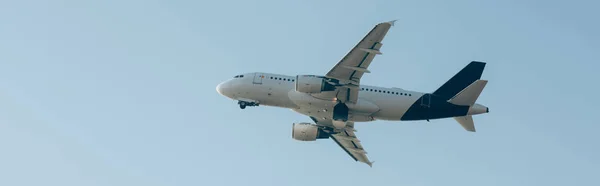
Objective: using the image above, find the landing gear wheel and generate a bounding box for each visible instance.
[237,100,258,109]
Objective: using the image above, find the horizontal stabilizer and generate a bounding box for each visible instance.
[448,80,488,106]
[454,115,476,132]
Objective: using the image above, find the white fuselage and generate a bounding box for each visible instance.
[216,72,484,122]
[214,21,490,166]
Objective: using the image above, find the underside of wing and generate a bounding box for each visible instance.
[330,126,373,167]
[326,20,395,82]
[314,20,396,104]
[313,118,373,166]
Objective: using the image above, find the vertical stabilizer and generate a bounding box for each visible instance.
[433,61,486,100]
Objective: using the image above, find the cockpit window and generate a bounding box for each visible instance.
[233,75,244,78]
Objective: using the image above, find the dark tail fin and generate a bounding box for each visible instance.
[433,61,486,100]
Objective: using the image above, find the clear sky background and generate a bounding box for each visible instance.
[1,0,599,185]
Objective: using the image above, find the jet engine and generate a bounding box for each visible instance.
[292,123,329,141]
[295,75,336,93]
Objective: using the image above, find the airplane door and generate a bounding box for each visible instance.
[420,93,431,108]
[253,73,264,84]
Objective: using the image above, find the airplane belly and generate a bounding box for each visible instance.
[288,90,337,120]
[288,91,377,122]
[348,99,379,114]
[348,113,375,122]
[288,90,336,110]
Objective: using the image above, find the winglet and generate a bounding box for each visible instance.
[367,161,375,167]
[383,20,397,26]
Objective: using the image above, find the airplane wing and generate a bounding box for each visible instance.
[314,118,373,166]
[323,20,396,104]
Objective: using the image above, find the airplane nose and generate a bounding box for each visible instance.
[216,82,225,95]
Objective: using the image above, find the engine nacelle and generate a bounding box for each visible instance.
[291,123,329,141]
[295,75,336,93]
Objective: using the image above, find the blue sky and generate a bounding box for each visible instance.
[1,0,599,185]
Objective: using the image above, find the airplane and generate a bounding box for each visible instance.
[215,20,490,167]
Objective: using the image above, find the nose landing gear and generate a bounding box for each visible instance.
[238,100,259,109]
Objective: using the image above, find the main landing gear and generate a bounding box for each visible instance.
[332,102,349,129]
[238,100,259,109]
